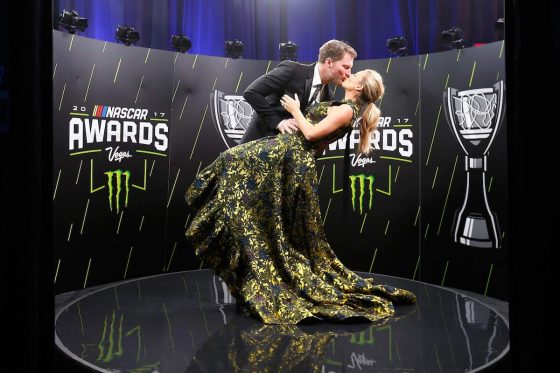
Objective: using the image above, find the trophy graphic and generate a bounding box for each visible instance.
[443,81,505,248]
[210,90,254,149]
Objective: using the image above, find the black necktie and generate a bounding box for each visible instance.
[309,84,323,104]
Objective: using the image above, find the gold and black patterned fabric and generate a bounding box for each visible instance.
[185,99,416,324]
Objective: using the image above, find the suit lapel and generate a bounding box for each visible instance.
[301,63,315,111]
[303,78,313,107]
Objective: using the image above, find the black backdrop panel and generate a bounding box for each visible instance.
[319,57,421,280]
[418,42,507,297]
[166,55,275,273]
[53,31,507,300]
[53,31,173,292]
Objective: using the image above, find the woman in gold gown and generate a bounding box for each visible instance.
[185,69,416,324]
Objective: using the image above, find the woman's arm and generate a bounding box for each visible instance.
[281,94,353,142]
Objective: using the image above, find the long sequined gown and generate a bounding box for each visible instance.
[185,99,416,324]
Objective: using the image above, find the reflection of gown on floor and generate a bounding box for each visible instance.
[184,316,370,373]
[185,99,416,324]
[184,304,418,373]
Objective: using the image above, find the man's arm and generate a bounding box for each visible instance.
[243,61,294,130]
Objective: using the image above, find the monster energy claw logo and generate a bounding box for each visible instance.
[105,170,130,213]
[349,174,374,214]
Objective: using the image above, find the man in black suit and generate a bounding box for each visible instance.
[240,39,357,144]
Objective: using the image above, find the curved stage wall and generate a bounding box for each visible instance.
[53,30,507,299]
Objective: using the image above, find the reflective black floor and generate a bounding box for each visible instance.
[55,270,509,372]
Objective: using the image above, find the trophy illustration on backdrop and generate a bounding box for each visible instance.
[443,81,505,248]
[210,90,254,149]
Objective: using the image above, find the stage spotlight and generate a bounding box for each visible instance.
[225,39,244,59]
[58,9,88,34]
[441,27,467,49]
[171,35,192,53]
[279,41,298,61]
[115,25,140,46]
[386,36,408,56]
[495,18,505,40]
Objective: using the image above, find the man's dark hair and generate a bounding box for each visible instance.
[318,40,357,63]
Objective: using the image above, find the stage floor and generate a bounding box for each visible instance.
[55,270,509,372]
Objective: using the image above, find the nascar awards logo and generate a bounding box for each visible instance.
[67,104,169,212]
[68,104,169,153]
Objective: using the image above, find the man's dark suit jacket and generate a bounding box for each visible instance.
[241,60,331,144]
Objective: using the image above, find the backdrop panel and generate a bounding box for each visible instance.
[53,31,173,292]
[319,56,421,280]
[418,42,507,297]
[165,55,273,273]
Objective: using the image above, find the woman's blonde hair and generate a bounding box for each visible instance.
[356,69,385,155]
